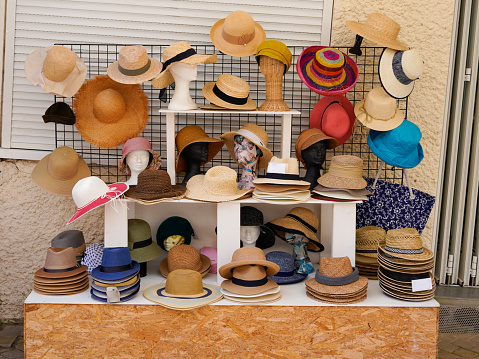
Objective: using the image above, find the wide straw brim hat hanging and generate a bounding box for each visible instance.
[210,10,266,58]
[73,75,149,149]
[202,74,257,110]
[317,155,367,190]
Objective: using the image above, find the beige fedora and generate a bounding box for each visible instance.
[219,247,279,279]
[107,45,163,84]
[378,228,433,261]
[202,74,257,110]
[210,10,266,57]
[220,123,273,169]
[25,45,87,98]
[159,244,211,278]
[34,247,88,279]
[221,264,279,296]
[253,157,310,186]
[356,226,386,258]
[317,155,367,190]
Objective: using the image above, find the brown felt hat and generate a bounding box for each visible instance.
[125,170,186,203]
[33,277,90,292]
[159,244,211,278]
[73,75,149,148]
[295,128,338,165]
[356,226,386,258]
[221,264,279,296]
[175,125,224,173]
[34,247,88,279]
[219,247,279,279]
[202,74,257,110]
[378,228,433,261]
[34,271,88,285]
[33,281,90,296]
[317,155,367,190]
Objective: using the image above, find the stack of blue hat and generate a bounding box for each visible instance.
[90,247,141,303]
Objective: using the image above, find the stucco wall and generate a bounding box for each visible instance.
[0,1,455,320]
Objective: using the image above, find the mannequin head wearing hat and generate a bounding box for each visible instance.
[168,62,198,111]
[301,141,327,190]
[234,135,261,190]
[180,142,209,185]
[125,149,152,186]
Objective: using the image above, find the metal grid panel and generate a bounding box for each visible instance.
[55,44,407,184]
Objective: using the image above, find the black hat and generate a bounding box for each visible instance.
[42,102,76,125]
[241,206,275,249]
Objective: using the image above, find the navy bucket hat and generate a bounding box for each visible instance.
[265,251,308,284]
[92,247,140,281]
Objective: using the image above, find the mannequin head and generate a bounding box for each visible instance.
[240,226,261,247]
[181,142,209,163]
[234,135,261,166]
[301,141,327,168]
[125,149,151,185]
[169,62,198,82]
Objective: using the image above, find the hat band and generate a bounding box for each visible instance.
[356,249,377,254]
[212,84,248,105]
[118,59,151,77]
[315,266,359,286]
[328,161,363,179]
[392,51,414,85]
[273,270,295,277]
[236,128,265,147]
[162,48,197,69]
[358,106,398,123]
[285,213,317,233]
[132,237,152,249]
[99,263,133,273]
[384,245,423,255]
[222,29,255,46]
[43,263,80,273]
[265,172,300,181]
[231,276,268,287]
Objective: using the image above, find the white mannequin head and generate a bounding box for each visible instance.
[125,149,150,185]
[168,63,198,110]
[240,226,261,247]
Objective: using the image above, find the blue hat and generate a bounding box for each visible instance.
[265,251,308,284]
[367,119,424,169]
[90,286,140,303]
[91,247,140,281]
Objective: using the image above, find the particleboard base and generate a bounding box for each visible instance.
[24,303,438,358]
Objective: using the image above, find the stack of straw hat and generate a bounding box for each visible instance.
[218,247,282,304]
[377,228,435,301]
[355,226,386,279]
[160,244,211,278]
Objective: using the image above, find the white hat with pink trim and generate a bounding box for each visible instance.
[68,177,129,224]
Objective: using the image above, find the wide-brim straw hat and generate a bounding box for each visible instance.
[313,184,372,197]
[221,264,279,296]
[127,219,162,263]
[159,244,211,278]
[32,146,90,197]
[295,128,338,165]
[223,291,282,304]
[356,226,386,258]
[346,12,408,51]
[25,45,87,98]
[220,123,273,169]
[33,276,89,291]
[210,10,266,57]
[151,42,217,89]
[252,188,311,204]
[175,125,224,173]
[118,137,161,175]
[125,170,186,202]
[253,157,310,186]
[34,247,88,279]
[318,155,367,190]
[255,40,292,75]
[73,75,149,149]
[378,228,433,261]
[202,74,257,110]
[219,247,279,279]
[107,45,163,85]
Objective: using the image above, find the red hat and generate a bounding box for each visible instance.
[309,96,356,146]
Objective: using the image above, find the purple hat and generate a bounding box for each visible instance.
[118,137,161,175]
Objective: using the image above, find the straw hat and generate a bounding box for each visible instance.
[175,125,224,173]
[151,42,217,89]
[25,45,87,98]
[119,137,161,175]
[202,74,257,110]
[356,226,386,258]
[219,247,279,279]
[221,264,279,296]
[220,123,273,169]
[253,157,310,186]
[73,75,149,148]
[156,216,194,251]
[297,46,358,96]
[91,247,140,282]
[355,87,404,131]
[34,281,90,296]
[127,219,162,263]
[265,251,308,285]
[313,183,372,197]
[295,128,338,165]
[51,230,86,262]
[159,244,211,278]
[346,13,408,51]
[317,155,367,190]
[254,182,310,193]
[378,228,433,261]
[379,48,424,99]
[144,269,223,310]
[255,40,292,75]
[107,45,162,85]
[186,166,252,203]
[32,146,90,197]
[309,96,356,146]
[125,170,186,203]
[34,247,88,279]
[42,102,76,125]
[210,10,266,57]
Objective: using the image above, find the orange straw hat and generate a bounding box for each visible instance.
[210,10,266,57]
[73,75,149,148]
[219,247,279,279]
[107,45,163,85]
[159,244,211,278]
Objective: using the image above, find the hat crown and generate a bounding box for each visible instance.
[47,146,81,181]
[44,247,78,271]
[381,119,422,153]
[230,247,267,263]
[128,218,151,243]
[176,125,210,151]
[100,247,133,268]
[314,47,345,71]
[265,251,295,273]
[118,45,150,71]
[122,137,152,157]
[134,170,173,194]
[400,49,424,80]
[238,123,269,147]
[72,176,110,208]
[319,257,353,277]
[203,166,239,196]
[267,157,300,176]
[327,155,364,180]
[158,216,193,243]
[364,87,399,119]
[385,228,423,250]
[286,207,319,232]
[42,45,77,82]
[167,244,202,272]
[163,41,192,62]
[241,206,263,226]
[223,10,256,37]
[93,89,126,124]
[165,269,204,295]
[216,74,250,98]
[356,226,386,248]
[256,40,292,71]
[232,264,267,281]
[51,230,85,249]
[321,102,350,138]
[365,12,401,40]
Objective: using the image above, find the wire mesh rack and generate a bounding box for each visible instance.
[54,44,407,184]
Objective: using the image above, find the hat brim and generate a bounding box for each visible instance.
[125,184,186,201]
[313,189,368,201]
[159,254,211,278]
[221,277,278,296]
[377,240,434,261]
[32,152,91,197]
[107,58,163,85]
[93,275,139,287]
[378,48,415,99]
[253,183,310,193]
[306,291,367,304]
[266,218,323,252]
[186,174,252,203]
[33,281,90,296]
[125,193,186,205]
[33,277,90,291]
[356,254,379,264]
[34,265,88,279]
[91,260,140,281]
[33,271,88,284]
[91,281,140,294]
[92,272,138,285]
[202,82,257,110]
[345,21,409,51]
[317,173,367,190]
[143,283,223,309]
[354,99,404,131]
[91,287,140,302]
[314,184,373,196]
[269,271,308,285]
[252,177,310,186]
[219,261,280,279]
[305,276,368,296]
[129,241,163,263]
[176,137,224,173]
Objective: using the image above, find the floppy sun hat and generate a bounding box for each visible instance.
[118,137,161,175]
[255,40,292,75]
[202,74,257,110]
[73,75,149,149]
[297,46,358,96]
[210,10,266,57]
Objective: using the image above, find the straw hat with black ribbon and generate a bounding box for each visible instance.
[221,263,280,296]
[378,228,433,261]
[295,128,338,167]
[159,244,211,278]
[317,155,367,190]
[202,74,257,110]
[356,226,386,258]
[253,157,310,187]
[125,170,186,204]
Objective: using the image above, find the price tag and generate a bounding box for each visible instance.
[268,162,287,174]
[411,278,433,292]
[106,287,121,303]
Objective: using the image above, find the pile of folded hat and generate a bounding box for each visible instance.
[377,228,435,301]
[34,247,89,296]
[160,244,211,278]
[219,247,282,304]
[305,256,368,304]
[253,157,311,204]
[90,247,141,303]
[312,155,372,201]
[355,226,386,279]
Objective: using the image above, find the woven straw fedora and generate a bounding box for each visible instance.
[118,137,161,175]
[186,166,252,202]
[34,247,88,279]
[159,244,211,278]
[356,226,386,258]
[220,123,273,169]
[73,75,149,148]
[219,247,279,279]
[210,10,266,57]
[379,228,433,261]
[379,48,424,99]
[125,170,186,203]
[202,74,257,110]
[32,146,90,197]
[253,157,310,186]
[175,125,224,173]
[151,42,217,89]
[346,13,409,51]
[127,219,162,263]
[221,264,279,296]
[25,45,87,98]
[355,87,404,131]
[295,128,338,166]
[317,155,367,190]
[107,45,162,85]
[255,40,292,75]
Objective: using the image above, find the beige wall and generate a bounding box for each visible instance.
[0,1,455,321]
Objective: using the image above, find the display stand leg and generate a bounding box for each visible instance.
[372,161,384,190]
[216,202,241,284]
[139,262,147,277]
[280,114,292,158]
[104,199,128,248]
[166,112,176,185]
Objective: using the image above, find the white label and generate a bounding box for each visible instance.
[411,278,433,292]
[268,162,287,174]
[106,287,121,303]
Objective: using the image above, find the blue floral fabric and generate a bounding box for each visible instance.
[356,177,435,234]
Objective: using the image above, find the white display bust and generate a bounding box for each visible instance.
[168,63,198,111]
[240,226,261,247]
[125,149,150,186]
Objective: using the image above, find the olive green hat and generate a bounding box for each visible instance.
[255,40,293,75]
[128,219,162,263]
